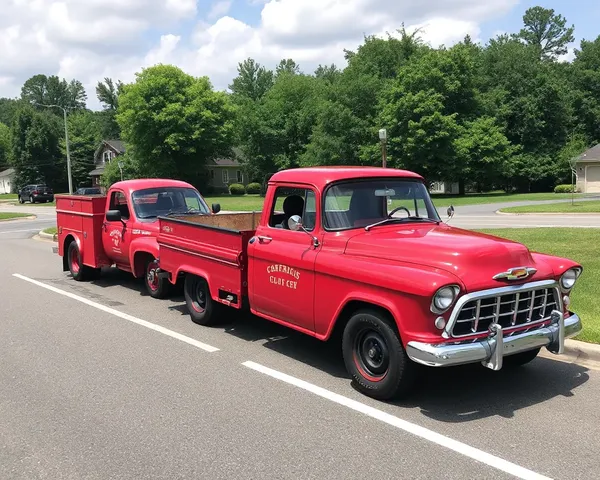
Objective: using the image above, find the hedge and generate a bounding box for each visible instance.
[246,182,261,194]
[554,184,579,193]
[229,183,246,195]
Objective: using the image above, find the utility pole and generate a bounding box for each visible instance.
[34,102,73,194]
[378,128,387,168]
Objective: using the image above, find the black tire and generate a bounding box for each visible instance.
[502,347,541,368]
[29,195,34,204]
[18,195,24,204]
[342,309,416,401]
[67,242,100,281]
[144,257,171,299]
[184,274,223,326]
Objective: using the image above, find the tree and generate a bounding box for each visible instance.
[314,64,341,84]
[0,122,11,169]
[0,98,25,126]
[115,64,236,187]
[96,77,124,139]
[518,6,575,60]
[275,59,300,76]
[63,111,103,188]
[10,106,65,190]
[571,36,600,143]
[21,74,87,111]
[229,58,274,101]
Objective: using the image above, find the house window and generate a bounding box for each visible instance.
[103,150,114,164]
[222,169,229,184]
[236,170,243,183]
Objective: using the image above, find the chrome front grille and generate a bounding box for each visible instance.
[450,283,560,338]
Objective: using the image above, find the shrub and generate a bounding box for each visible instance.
[554,184,579,193]
[246,182,261,194]
[229,183,246,195]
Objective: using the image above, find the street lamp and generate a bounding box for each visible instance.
[378,128,387,168]
[118,160,124,181]
[570,153,585,206]
[34,102,73,194]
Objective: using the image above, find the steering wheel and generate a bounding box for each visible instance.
[388,206,411,218]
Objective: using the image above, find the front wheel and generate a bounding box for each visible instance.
[144,258,170,299]
[184,274,223,326]
[342,309,416,401]
[502,347,541,368]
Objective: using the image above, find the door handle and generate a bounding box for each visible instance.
[258,235,272,244]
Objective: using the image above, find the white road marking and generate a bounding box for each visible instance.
[242,361,552,480]
[12,273,220,353]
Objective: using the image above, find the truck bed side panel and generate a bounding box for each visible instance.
[56,194,110,268]
[157,213,257,309]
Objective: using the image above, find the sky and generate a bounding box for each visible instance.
[1,0,598,110]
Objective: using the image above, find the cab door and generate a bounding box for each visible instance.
[249,185,320,333]
[102,189,132,267]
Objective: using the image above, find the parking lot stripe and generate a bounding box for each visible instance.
[12,273,220,353]
[242,360,552,480]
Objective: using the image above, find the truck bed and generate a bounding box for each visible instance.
[157,212,261,308]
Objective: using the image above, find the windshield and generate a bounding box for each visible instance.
[323,179,441,231]
[132,187,210,219]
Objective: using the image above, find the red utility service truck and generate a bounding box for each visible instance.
[55,179,220,298]
[156,167,584,400]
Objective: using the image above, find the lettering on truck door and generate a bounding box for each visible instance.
[251,186,320,332]
[102,189,131,266]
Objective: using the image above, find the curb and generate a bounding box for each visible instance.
[38,230,58,242]
[496,209,600,216]
[540,338,600,369]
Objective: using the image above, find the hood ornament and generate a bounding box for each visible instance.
[493,267,537,281]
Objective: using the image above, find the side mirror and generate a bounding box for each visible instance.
[106,209,122,222]
[212,203,221,214]
[447,205,455,219]
[288,214,303,231]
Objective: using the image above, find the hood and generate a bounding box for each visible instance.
[343,224,555,292]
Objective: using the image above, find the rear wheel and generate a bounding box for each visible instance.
[342,309,416,401]
[184,274,223,326]
[67,242,99,281]
[29,195,34,204]
[144,257,170,299]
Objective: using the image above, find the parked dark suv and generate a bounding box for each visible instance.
[18,184,54,203]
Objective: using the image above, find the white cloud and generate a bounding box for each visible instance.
[0,0,518,109]
[208,1,233,20]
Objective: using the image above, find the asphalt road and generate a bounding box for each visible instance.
[1,214,600,479]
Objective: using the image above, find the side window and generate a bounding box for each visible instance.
[108,191,130,220]
[268,187,316,232]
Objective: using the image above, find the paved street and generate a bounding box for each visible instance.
[0,204,56,240]
[1,211,600,479]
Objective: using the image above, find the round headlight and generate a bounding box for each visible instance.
[432,286,459,313]
[560,268,580,290]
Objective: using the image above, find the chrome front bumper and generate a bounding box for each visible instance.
[406,310,582,371]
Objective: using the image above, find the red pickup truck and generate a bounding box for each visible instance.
[156,167,584,400]
[55,179,220,298]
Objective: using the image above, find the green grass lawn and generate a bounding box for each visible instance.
[0,193,17,200]
[500,200,600,214]
[204,192,587,212]
[43,226,58,235]
[478,228,599,345]
[0,212,31,221]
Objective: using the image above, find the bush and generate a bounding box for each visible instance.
[554,184,579,193]
[229,183,246,195]
[246,182,261,194]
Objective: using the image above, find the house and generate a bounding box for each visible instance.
[88,139,247,193]
[89,139,126,187]
[0,168,15,194]
[206,148,248,193]
[429,181,460,195]
[575,144,600,194]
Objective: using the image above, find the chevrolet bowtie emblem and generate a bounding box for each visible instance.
[493,267,537,281]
